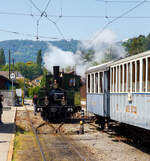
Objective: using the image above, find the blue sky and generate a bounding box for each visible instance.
[0,0,150,42]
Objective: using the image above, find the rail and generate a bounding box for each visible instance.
[24,105,47,161]
[47,122,87,161]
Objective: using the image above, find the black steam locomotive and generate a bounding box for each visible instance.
[37,66,82,122]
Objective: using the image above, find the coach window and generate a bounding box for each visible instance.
[92,74,94,93]
[95,73,98,93]
[117,66,119,92]
[148,58,150,92]
[88,74,90,93]
[128,63,130,92]
[114,67,116,92]
[142,59,146,92]
[111,68,113,92]
[137,60,140,92]
[120,65,123,92]
[124,64,126,92]
[99,72,103,93]
[132,62,135,92]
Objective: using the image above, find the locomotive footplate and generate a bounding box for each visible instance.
[46,105,76,113]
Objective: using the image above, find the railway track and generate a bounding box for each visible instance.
[14,105,150,161]
[24,105,47,161]
[24,106,88,161]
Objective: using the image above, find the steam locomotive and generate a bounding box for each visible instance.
[37,66,82,122]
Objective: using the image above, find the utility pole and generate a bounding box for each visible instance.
[9,50,11,79]
[12,58,14,72]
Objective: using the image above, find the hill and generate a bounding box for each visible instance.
[0,39,80,63]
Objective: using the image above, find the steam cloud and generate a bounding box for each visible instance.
[43,45,76,72]
[43,29,126,77]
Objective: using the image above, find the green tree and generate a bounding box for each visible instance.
[0,48,6,65]
[81,49,95,63]
[28,86,40,98]
[1,62,43,80]
[36,49,42,66]
[123,35,146,55]
[101,47,118,63]
[144,33,150,51]
[40,68,48,87]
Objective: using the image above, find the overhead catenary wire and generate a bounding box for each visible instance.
[46,16,65,39]
[30,6,40,39]
[1,11,150,19]
[0,28,60,40]
[105,0,108,19]
[29,0,41,13]
[87,0,147,48]
[29,0,65,39]
[43,0,52,13]
[96,0,150,3]
[60,0,63,17]
[55,0,63,23]
[0,1,149,41]
[29,0,52,40]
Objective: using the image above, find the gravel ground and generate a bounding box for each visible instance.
[17,99,150,161]
[63,123,150,161]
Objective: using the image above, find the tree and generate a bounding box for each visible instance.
[36,49,42,66]
[0,48,6,65]
[15,62,43,80]
[81,49,95,63]
[123,35,146,55]
[144,33,150,51]
[1,62,43,80]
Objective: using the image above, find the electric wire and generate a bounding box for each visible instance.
[30,6,40,39]
[29,0,41,13]
[29,0,65,39]
[55,0,63,23]
[97,0,150,3]
[43,0,52,13]
[0,1,149,40]
[29,0,52,40]
[1,11,150,19]
[45,16,65,39]
[105,0,108,18]
[0,28,60,40]
[87,0,147,48]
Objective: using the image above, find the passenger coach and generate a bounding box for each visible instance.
[86,50,150,130]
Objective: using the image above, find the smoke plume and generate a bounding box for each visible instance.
[43,29,126,77]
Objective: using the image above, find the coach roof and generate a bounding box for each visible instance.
[86,50,150,74]
[85,60,114,74]
[110,50,150,66]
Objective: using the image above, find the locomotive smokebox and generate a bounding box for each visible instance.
[53,66,60,82]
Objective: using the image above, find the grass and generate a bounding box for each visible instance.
[12,125,34,161]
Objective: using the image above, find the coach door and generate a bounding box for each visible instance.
[104,70,110,117]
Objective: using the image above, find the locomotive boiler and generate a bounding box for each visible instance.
[37,66,81,122]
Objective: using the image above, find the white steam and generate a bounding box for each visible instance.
[43,44,76,72]
[43,29,126,77]
[81,29,126,62]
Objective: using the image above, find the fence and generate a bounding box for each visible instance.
[0,90,16,107]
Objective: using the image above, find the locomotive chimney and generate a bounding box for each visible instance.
[53,66,60,82]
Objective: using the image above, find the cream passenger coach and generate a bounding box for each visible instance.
[86,50,150,130]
